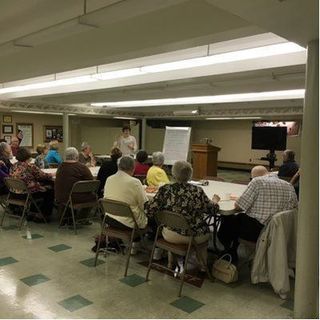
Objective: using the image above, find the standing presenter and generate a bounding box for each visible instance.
[114,125,138,156]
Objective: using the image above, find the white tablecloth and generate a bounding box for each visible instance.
[146,180,247,211]
[42,166,100,178]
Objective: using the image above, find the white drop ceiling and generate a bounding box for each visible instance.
[0,0,317,119]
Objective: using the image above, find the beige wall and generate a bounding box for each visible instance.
[2,113,301,167]
[0,112,64,152]
[145,120,301,167]
[70,117,140,154]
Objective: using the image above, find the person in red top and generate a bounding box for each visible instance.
[134,150,150,176]
[10,147,54,222]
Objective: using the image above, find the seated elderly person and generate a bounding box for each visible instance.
[79,142,96,167]
[55,147,95,207]
[104,156,148,230]
[45,140,62,165]
[145,160,220,267]
[134,150,150,176]
[146,151,169,187]
[0,142,13,171]
[278,149,299,179]
[97,147,122,198]
[218,165,298,263]
[34,144,49,169]
[10,147,54,221]
[10,136,21,157]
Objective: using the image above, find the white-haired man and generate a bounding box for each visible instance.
[79,142,96,167]
[104,156,148,230]
[218,165,298,263]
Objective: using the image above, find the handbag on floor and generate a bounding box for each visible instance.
[212,254,238,283]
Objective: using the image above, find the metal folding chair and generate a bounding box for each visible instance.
[59,180,100,234]
[95,198,148,277]
[1,177,46,229]
[145,210,212,297]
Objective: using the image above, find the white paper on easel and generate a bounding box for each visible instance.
[162,126,191,165]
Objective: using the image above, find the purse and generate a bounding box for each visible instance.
[212,254,238,283]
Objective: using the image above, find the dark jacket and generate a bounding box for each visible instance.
[97,159,118,198]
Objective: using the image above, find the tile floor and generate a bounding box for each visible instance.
[0,217,294,319]
[0,170,294,319]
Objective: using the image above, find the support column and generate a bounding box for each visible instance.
[63,113,70,148]
[294,40,319,318]
[141,117,147,150]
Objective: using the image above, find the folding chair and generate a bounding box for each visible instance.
[95,198,148,277]
[59,180,100,234]
[1,177,46,229]
[146,210,212,297]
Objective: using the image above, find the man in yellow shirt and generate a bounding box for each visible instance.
[147,151,170,187]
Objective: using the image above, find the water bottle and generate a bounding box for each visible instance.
[25,221,32,240]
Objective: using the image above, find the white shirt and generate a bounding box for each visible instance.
[116,135,137,156]
[104,170,148,228]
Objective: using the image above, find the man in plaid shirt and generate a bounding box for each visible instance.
[218,165,298,263]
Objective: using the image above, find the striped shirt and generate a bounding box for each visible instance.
[236,174,298,225]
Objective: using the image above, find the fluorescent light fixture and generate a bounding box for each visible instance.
[0,76,97,94]
[114,116,137,120]
[140,42,305,73]
[0,41,305,96]
[11,110,63,115]
[93,68,144,80]
[206,117,262,120]
[91,89,305,108]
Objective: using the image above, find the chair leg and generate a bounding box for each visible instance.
[19,204,29,230]
[70,206,77,235]
[31,198,47,224]
[178,242,192,297]
[0,209,6,226]
[194,244,213,281]
[124,230,135,277]
[146,227,161,282]
[59,204,69,227]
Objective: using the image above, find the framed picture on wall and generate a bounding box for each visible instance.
[2,125,13,134]
[16,123,34,147]
[44,125,63,142]
[4,135,11,144]
[3,115,12,123]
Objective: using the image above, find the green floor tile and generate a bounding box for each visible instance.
[48,244,72,252]
[170,296,205,314]
[0,256,18,266]
[120,274,145,287]
[22,233,44,240]
[20,274,50,286]
[80,257,105,267]
[58,294,93,312]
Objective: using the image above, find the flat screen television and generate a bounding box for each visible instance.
[251,126,287,151]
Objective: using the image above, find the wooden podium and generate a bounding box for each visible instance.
[191,144,221,179]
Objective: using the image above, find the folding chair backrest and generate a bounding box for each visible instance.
[100,198,133,218]
[4,177,28,193]
[49,163,59,168]
[70,180,100,194]
[155,210,190,232]
[231,180,249,185]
